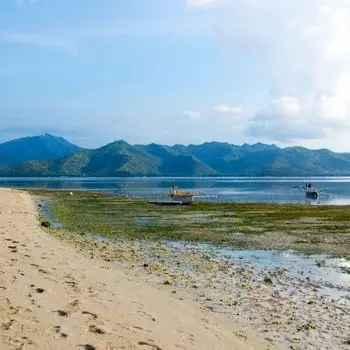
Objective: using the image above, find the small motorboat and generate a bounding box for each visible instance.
[305,183,318,199]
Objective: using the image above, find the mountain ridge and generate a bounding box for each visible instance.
[0,133,80,166]
[1,135,350,176]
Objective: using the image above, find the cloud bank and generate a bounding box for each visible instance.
[205,0,350,144]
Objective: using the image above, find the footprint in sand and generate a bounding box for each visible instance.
[67,299,80,313]
[54,299,80,318]
[53,325,68,338]
[77,345,96,350]
[88,325,105,335]
[82,311,98,320]
[1,319,14,331]
[56,310,68,317]
[137,310,156,322]
[138,341,162,349]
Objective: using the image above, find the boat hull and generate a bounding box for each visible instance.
[305,189,318,199]
[170,194,193,204]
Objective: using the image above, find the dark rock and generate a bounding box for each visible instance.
[264,276,273,284]
[41,221,51,228]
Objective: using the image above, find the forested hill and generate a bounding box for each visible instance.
[1,135,350,176]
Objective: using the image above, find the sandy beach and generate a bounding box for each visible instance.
[0,189,269,350]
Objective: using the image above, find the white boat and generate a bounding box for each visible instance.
[305,184,318,199]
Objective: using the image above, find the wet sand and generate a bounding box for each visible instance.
[0,189,267,350]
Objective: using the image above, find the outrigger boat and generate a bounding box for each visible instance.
[148,181,196,205]
[169,180,194,204]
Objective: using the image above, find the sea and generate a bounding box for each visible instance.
[1,176,350,205]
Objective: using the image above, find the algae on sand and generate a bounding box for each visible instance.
[31,190,350,256]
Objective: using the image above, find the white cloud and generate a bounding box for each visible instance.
[246,94,349,142]
[270,97,300,117]
[246,96,324,142]
[186,0,220,8]
[183,110,202,119]
[0,31,78,55]
[209,0,350,143]
[315,95,348,124]
[214,104,245,114]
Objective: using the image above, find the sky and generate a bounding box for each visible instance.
[1,0,350,151]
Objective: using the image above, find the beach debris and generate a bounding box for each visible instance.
[163,279,173,285]
[40,220,51,228]
[315,259,326,268]
[339,266,350,274]
[263,276,273,285]
[35,288,45,294]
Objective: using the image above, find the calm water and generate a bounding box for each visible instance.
[1,176,350,204]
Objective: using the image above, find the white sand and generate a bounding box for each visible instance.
[0,189,269,350]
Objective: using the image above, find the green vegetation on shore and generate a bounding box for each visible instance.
[4,135,350,176]
[31,190,350,256]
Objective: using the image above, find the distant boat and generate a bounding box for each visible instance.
[305,183,318,199]
[169,180,194,204]
[148,181,195,205]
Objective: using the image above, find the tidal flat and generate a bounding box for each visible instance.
[31,190,350,349]
[31,189,350,255]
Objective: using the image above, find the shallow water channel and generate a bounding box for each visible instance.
[166,242,350,303]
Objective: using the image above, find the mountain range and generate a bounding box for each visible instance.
[1,134,350,176]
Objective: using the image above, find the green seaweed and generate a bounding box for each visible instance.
[30,190,350,256]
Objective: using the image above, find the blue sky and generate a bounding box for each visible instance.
[1,0,350,151]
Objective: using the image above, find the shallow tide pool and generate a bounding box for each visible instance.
[166,241,350,302]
